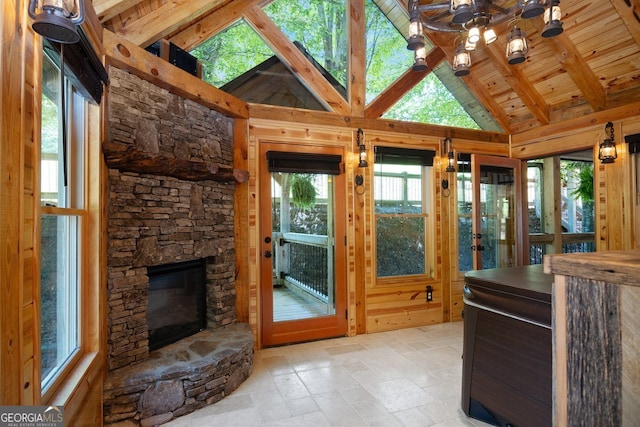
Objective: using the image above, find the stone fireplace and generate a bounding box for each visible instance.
[147,258,207,351]
[103,68,252,426]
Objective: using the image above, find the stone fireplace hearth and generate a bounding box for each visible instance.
[103,68,252,426]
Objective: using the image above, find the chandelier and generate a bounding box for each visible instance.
[407,0,564,76]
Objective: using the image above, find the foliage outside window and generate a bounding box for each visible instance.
[365,0,413,103]
[191,19,274,87]
[40,53,84,393]
[374,149,434,278]
[383,70,481,130]
[264,0,347,91]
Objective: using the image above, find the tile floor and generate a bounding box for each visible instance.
[165,322,492,426]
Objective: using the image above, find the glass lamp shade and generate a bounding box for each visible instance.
[468,26,481,44]
[28,0,85,43]
[453,43,471,76]
[598,139,617,164]
[465,38,477,51]
[450,0,475,24]
[542,5,564,38]
[506,27,528,64]
[519,0,545,19]
[446,151,456,172]
[484,28,497,45]
[599,122,617,164]
[358,144,368,168]
[407,10,425,51]
[413,47,428,71]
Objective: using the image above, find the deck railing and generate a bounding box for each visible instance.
[273,232,331,302]
[529,232,595,265]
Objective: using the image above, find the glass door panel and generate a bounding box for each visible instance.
[270,172,336,321]
[471,155,523,270]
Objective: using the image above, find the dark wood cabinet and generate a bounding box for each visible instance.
[462,265,553,427]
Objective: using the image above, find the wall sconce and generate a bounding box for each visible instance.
[355,128,367,194]
[28,0,85,44]
[442,137,455,197]
[357,128,368,168]
[598,122,617,164]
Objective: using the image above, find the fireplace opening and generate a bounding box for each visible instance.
[147,258,207,350]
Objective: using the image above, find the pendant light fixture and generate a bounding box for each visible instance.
[542,0,564,38]
[450,0,475,24]
[406,0,565,76]
[506,26,528,64]
[453,43,472,76]
[28,0,85,44]
[519,0,545,19]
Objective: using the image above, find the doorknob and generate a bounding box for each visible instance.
[264,250,272,258]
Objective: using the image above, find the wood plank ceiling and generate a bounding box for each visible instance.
[96,0,640,135]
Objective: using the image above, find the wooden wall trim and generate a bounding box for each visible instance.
[1,0,26,404]
[511,101,640,146]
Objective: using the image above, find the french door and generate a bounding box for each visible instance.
[467,155,524,270]
[259,143,348,347]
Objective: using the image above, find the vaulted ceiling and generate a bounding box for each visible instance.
[95,0,640,135]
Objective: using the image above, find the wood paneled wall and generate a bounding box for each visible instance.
[1,0,37,405]
[246,118,510,341]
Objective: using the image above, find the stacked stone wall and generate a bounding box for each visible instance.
[106,67,237,371]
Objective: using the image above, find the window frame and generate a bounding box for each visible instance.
[38,47,102,406]
[372,145,436,286]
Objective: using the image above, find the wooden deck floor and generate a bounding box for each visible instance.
[273,286,331,322]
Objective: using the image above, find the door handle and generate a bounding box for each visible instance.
[264,250,272,258]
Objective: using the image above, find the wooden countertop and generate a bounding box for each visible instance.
[543,249,640,287]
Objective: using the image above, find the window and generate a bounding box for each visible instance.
[374,147,435,279]
[40,51,85,393]
[526,152,595,265]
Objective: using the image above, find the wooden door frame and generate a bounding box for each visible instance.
[258,141,348,347]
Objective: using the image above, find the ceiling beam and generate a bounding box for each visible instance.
[249,104,509,144]
[610,0,640,46]
[511,100,640,145]
[533,20,607,112]
[484,40,550,125]
[114,0,231,47]
[93,0,146,23]
[243,6,351,115]
[349,0,367,117]
[364,47,446,119]
[168,0,264,51]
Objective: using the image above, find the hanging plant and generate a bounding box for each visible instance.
[291,174,316,208]
[571,166,594,202]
